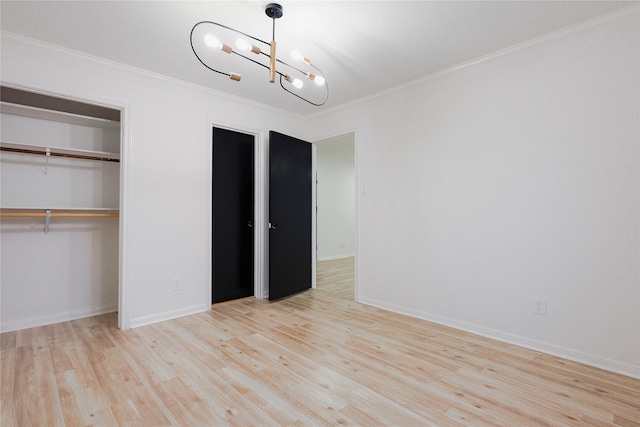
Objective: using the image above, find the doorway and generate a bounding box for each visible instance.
[314,133,356,300]
[212,127,255,304]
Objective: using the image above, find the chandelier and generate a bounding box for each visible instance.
[190,3,328,106]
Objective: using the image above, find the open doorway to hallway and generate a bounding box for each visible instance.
[314,133,355,300]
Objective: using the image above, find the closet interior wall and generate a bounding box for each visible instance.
[0,92,121,332]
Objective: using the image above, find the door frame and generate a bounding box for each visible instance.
[207,121,265,306]
[311,130,358,301]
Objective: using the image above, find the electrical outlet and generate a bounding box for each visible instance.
[534,297,547,316]
[172,277,183,291]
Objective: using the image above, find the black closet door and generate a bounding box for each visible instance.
[268,131,312,300]
[213,127,254,304]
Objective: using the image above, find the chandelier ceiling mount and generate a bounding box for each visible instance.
[265,3,284,19]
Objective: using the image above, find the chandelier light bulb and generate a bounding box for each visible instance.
[291,50,303,62]
[306,73,325,86]
[204,34,222,49]
[236,38,261,54]
[236,38,251,51]
[292,50,311,65]
[285,75,304,89]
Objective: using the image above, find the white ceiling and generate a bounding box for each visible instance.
[1,1,636,116]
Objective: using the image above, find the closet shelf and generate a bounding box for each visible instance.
[1,208,119,233]
[0,142,120,162]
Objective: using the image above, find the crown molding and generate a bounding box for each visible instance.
[305,3,640,121]
[0,31,305,121]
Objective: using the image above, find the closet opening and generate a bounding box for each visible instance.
[0,85,124,332]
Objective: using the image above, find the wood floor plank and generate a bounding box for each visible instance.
[317,256,355,300]
[218,365,327,426]
[13,344,36,426]
[252,366,355,425]
[1,331,17,351]
[32,350,64,426]
[1,258,639,426]
[1,348,16,402]
[1,397,17,426]
[54,370,88,426]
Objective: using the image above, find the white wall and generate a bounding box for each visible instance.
[316,135,355,260]
[307,12,640,377]
[0,32,305,330]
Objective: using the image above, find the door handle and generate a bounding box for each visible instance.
[269,222,278,230]
[248,220,253,228]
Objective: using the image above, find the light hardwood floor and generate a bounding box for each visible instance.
[2,288,639,425]
[316,256,355,300]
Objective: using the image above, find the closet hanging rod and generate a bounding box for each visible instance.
[0,208,119,218]
[0,142,120,162]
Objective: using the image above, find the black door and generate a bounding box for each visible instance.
[213,127,254,303]
[269,131,312,300]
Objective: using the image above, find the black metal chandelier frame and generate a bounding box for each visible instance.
[190,3,328,106]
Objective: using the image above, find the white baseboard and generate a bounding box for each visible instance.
[317,254,355,262]
[129,303,209,329]
[0,305,118,333]
[358,296,640,380]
